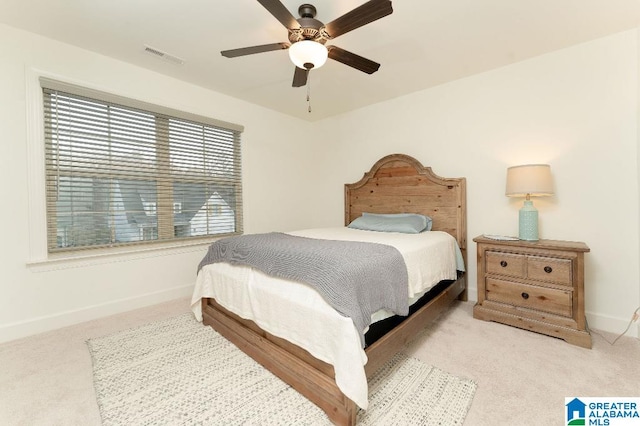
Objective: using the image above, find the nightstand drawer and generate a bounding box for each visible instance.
[486,252,525,278]
[485,277,573,317]
[527,256,572,286]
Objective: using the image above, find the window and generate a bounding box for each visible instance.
[41,79,243,253]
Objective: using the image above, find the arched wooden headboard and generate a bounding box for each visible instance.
[345,154,467,264]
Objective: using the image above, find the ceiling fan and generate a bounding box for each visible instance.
[221,0,393,87]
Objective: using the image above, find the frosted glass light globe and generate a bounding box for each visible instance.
[288,40,328,70]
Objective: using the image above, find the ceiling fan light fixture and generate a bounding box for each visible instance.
[288,40,328,70]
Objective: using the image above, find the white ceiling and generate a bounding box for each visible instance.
[1,0,639,121]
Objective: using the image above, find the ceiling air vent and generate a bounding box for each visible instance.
[143,45,185,65]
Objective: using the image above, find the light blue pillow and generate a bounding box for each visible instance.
[364,213,433,232]
[348,213,433,234]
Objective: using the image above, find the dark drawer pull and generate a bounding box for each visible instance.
[521,292,529,300]
[500,260,508,267]
[544,266,553,273]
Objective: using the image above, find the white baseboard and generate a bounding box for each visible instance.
[586,310,640,340]
[466,285,478,302]
[0,283,193,344]
[6,283,634,344]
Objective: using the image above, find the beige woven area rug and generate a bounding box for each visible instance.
[87,313,476,425]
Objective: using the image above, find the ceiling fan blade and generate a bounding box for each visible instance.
[323,0,393,39]
[257,0,301,30]
[221,42,290,58]
[292,66,308,87]
[327,46,380,74]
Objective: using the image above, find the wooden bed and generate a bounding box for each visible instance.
[201,153,467,425]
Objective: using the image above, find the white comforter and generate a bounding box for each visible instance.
[191,227,463,410]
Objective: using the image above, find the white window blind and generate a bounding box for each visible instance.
[41,79,243,253]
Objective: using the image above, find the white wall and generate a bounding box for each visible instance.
[637,28,640,339]
[2,23,639,342]
[0,24,325,342]
[316,29,640,337]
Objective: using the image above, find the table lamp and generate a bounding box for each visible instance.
[505,164,554,241]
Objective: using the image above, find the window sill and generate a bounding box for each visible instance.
[26,239,216,272]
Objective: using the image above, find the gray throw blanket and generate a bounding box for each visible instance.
[198,232,409,347]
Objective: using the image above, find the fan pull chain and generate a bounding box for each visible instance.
[307,71,312,113]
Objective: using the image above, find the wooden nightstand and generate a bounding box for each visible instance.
[473,236,591,348]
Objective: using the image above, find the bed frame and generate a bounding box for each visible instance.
[201,154,467,425]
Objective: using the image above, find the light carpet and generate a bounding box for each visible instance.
[87,313,476,425]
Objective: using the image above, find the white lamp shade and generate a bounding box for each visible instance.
[288,40,328,70]
[505,164,554,197]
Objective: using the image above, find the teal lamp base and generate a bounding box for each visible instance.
[519,200,539,241]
